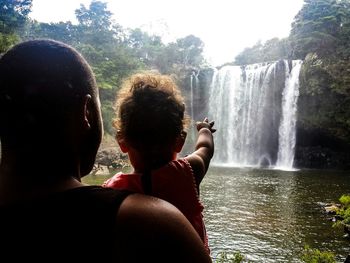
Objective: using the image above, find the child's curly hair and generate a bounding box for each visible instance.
[114,72,189,151]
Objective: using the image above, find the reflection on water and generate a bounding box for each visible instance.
[83,167,350,262]
[202,167,349,262]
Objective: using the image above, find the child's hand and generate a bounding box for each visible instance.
[196,117,216,133]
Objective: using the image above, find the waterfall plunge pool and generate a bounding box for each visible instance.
[83,166,350,262]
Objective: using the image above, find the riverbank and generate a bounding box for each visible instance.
[92,134,130,175]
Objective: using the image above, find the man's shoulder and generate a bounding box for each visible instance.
[115,194,212,262]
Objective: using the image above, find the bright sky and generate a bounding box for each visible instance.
[30,0,304,66]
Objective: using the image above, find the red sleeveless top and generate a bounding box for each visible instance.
[103,158,209,252]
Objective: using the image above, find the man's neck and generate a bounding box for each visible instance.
[0,151,84,205]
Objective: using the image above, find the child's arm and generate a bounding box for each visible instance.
[185,117,215,189]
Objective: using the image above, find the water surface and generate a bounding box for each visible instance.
[202,167,349,262]
[83,167,350,262]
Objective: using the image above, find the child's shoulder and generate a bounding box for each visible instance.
[155,158,194,179]
[168,158,193,171]
[103,172,137,187]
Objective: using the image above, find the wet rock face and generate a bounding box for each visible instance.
[294,146,350,170]
[294,127,350,169]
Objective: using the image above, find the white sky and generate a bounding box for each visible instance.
[30,0,304,66]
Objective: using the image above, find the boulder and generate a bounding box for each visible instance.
[324,204,340,215]
[95,148,122,169]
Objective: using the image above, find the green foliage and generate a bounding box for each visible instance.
[23,21,77,45]
[289,0,350,144]
[234,0,350,145]
[101,101,115,135]
[75,1,112,29]
[234,38,290,65]
[301,245,336,263]
[0,0,32,52]
[175,34,205,67]
[74,1,123,47]
[339,194,350,208]
[289,0,350,59]
[0,32,19,53]
[215,251,250,263]
[124,28,169,71]
[342,208,350,225]
[12,0,205,135]
[300,71,350,140]
[0,0,32,34]
[334,194,350,225]
[289,0,350,92]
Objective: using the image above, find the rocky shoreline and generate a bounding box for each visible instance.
[323,203,350,236]
[92,147,130,175]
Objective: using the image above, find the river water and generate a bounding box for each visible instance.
[83,167,350,262]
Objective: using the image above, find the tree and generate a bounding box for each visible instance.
[0,0,32,52]
[125,28,165,67]
[290,0,350,143]
[75,0,123,46]
[20,1,206,135]
[0,0,32,34]
[289,0,350,59]
[76,0,111,29]
[290,0,350,95]
[23,21,77,45]
[175,35,204,67]
[234,38,290,65]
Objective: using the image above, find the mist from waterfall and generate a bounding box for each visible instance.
[208,60,302,169]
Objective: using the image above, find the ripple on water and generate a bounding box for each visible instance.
[202,167,350,262]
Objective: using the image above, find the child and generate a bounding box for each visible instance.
[103,72,215,253]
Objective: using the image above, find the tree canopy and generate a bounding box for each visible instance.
[2,0,206,134]
[0,0,32,52]
[6,0,350,143]
[233,0,350,143]
[234,38,290,65]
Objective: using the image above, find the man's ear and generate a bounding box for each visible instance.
[82,94,92,130]
[174,131,187,153]
[116,134,129,153]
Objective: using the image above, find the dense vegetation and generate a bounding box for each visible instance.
[234,0,350,147]
[2,0,350,151]
[0,0,206,134]
[215,251,247,263]
[214,247,337,263]
[0,0,32,53]
[301,245,336,263]
[333,194,350,229]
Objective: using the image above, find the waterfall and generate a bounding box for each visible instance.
[208,60,302,169]
[275,60,303,170]
[190,70,200,120]
[190,73,194,121]
[190,70,200,142]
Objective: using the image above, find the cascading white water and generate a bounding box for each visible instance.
[208,60,302,169]
[208,67,238,164]
[190,70,200,141]
[275,60,303,170]
[190,70,200,118]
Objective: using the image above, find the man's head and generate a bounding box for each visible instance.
[0,39,102,176]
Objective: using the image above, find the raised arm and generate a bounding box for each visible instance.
[185,118,215,188]
[115,194,212,263]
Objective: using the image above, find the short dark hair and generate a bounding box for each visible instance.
[0,39,98,138]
